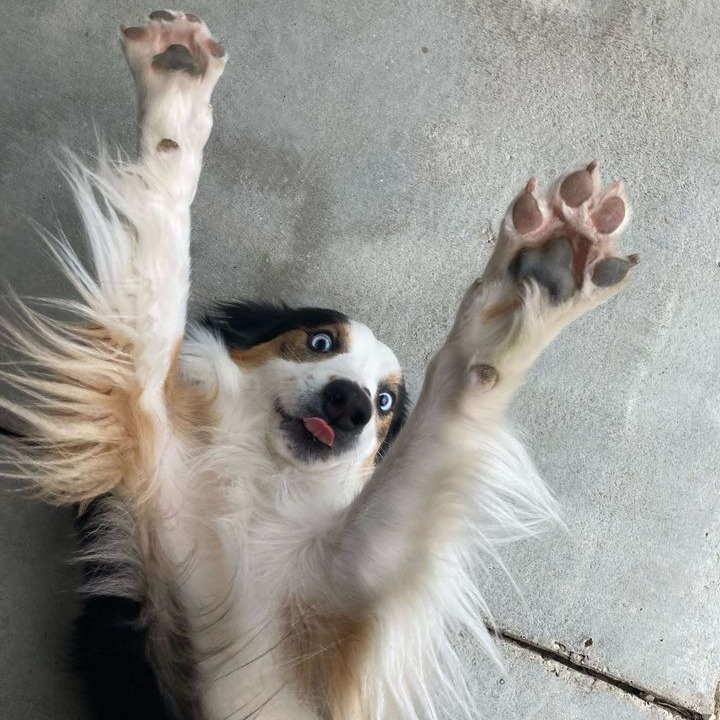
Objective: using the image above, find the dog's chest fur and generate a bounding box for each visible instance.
[158,332,379,718]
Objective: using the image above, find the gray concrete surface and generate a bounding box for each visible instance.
[472,639,676,720]
[0,488,86,719]
[2,0,720,718]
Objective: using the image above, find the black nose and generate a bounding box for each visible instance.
[322,379,372,432]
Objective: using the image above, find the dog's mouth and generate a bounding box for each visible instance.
[275,402,336,449]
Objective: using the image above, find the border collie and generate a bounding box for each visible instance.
[0,10,637,720]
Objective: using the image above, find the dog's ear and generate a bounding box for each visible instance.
[202,301,348,349]
[375,379,409,465]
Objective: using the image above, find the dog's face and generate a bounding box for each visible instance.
[205,302,408,470]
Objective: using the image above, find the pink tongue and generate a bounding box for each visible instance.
[302,417,335,447]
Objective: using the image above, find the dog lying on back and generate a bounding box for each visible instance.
[0,10,637,720]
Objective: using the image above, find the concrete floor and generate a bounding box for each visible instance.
[2,1,720,718]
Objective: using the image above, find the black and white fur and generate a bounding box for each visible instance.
[0,11,637,720]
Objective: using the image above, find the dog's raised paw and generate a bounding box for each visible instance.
[495,162,637,308]
[121,10,226,83]
[120,11,226,153]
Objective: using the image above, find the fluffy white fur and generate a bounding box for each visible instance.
[0,11,635,720]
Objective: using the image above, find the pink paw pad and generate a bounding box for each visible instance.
[121,10,226,81]
[502,161,636,303]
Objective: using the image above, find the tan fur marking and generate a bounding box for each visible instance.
[284,598,374,719]
[374,370,403,455]
[0,307,182,509]
[164,339,217,438]
[167,381,217,436]
[229,322,350,370]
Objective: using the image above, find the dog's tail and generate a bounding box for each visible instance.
[0,151,186,509]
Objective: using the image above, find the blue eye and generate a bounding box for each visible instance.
[377,391,394,413]
[308,332,334,353]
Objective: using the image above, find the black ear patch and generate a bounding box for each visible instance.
[202,301,349,349]
[375,379,409,465]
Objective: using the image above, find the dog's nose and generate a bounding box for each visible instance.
[322,379,372,432]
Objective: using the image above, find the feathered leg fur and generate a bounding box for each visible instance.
[0,10,225,507]
[0,11,227,719]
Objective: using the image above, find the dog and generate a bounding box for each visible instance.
[0,10,637,720]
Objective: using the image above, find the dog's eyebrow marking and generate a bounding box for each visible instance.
[229,323,351,370]
[380,372,403,392]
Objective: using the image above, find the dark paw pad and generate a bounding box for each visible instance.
[591,255,638,287]
[151,44,200,75]
[509,237,576,304]
[149,10,175,21]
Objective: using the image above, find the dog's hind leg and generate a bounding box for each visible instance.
[0,11,226,506]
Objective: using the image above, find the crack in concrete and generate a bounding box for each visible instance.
[491,626,710,720]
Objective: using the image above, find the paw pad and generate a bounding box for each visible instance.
[591,195,625,234]
[509,237,575,305]
[559,164,595,207]
[591,254,638,287]
[156,138,179,152]
[149,10,176,21]
[497,162,637,305]
[121,10,226,83]
[152,43,200,75]
[512,180,543,234]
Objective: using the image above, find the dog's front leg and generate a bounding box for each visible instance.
[0,13,227,504]
[318,164,638,610]
[116,12,226,403]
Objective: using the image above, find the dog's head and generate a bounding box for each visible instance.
[205,302,408,470]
